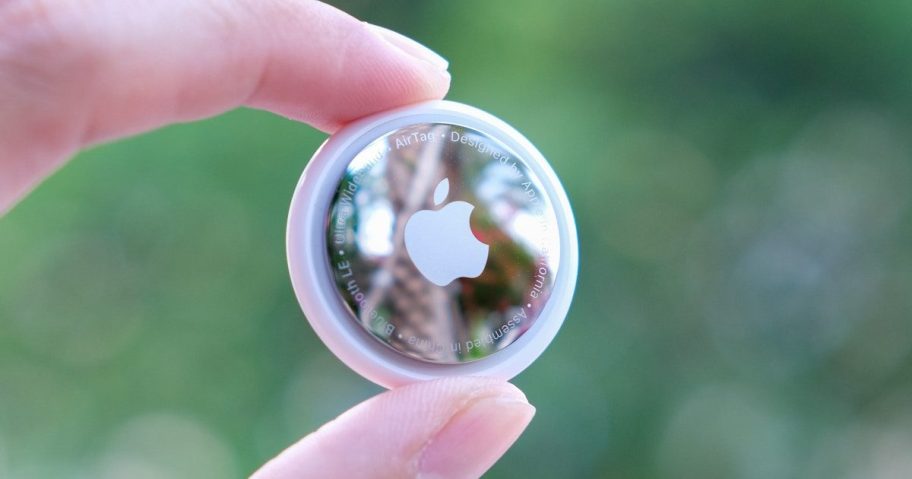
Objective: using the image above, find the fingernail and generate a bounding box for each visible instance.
[366,23,449,71]
[418,393,535,479]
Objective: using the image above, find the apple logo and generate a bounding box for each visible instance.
[404,178,490,286]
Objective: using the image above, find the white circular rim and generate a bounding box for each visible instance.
[286,100,579,388]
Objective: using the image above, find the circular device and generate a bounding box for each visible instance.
[287,101,578,388]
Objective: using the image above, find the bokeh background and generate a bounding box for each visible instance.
[2,0,912,477]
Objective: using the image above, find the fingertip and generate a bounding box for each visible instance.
[251,378,533,479]
[365,22,450,71]
[417,387,535,479]
[246,4,451,132]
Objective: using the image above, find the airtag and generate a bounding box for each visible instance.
[287,101,578,388]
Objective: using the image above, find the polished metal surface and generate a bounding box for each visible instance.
[325,123,561,363]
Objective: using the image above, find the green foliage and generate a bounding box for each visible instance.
[1,0,911,477]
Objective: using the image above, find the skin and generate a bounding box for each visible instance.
[0,1,535,477]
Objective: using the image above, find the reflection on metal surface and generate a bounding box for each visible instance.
[326,124,561,363]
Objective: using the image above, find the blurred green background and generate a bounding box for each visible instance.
[2,0,912,477]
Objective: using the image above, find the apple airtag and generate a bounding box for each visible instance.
[287,101,578,388]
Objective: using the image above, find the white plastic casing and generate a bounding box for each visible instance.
[286,100,578,388]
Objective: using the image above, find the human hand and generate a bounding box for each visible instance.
[0,1,535,477]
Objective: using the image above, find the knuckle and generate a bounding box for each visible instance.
[0,0,104,101]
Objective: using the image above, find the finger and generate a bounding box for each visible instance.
[251,377,535,479]
[0,0,450,213]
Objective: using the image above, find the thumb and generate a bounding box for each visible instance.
[251,377,535,479]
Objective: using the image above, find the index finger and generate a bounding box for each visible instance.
[0,0,450,213]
